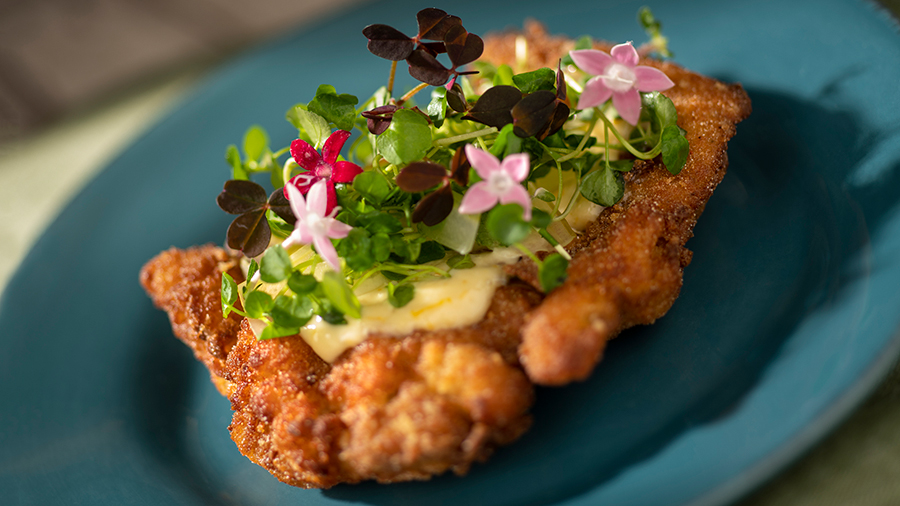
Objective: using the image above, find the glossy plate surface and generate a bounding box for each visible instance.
[2,0,900,504]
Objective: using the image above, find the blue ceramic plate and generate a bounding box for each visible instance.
[2,0,900,504]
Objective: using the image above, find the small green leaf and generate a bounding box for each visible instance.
[287,106,331,150]
[538,253,569,292]
[358,211,403,234]
[243,125,268,162]
[338,228,375,272]
[246,260,259,283]
[512,67,556,94]
[260,245,292,283]
[244,290,274,319]
[269,294,314,328]
[388,283,415,308]
[321,272,361,319]
[308,87,359,132]
[489,123,523,158]
[660,125,689,175]
[259,323,298,341]
[447,254,475,270]
[609,159,635,172]
[372,233,392,262]
[427,87,448,128]
[353,171,392,205]
[416,241,446,264]
[530,208,552,229]
[288,272,318,295]
[376,109,432,165]
[533,188,556,202]
[641,91,678,135]
[486,204,531,246]
[221,272,238,317]
[581,165,624,207]
[225,144,247,180]
[493,64,514,86]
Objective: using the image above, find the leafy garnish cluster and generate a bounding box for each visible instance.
[217,8,689,341]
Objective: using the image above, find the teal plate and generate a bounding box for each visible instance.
[2,0,900,504]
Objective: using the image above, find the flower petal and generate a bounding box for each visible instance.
[612,88,642,125]
[610,42,639,67]
[576,76,613,110]
[326,219,353,239]
[634,66,675,92]
[464,144,501,180]
[457,182,498,215]
[313,233,341,271]
[331,160,363,183]
[569,49,612,76]
[285,183,309,221]
[500,153,530,183]
[290,139,321,171]
[306,179,330,217]
[322,130,351,165]
[498,183,532,221]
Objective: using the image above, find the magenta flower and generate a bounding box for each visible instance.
[570,42,674,125]
[284,130,362,214]
[458,144,532,221]
[282,180,353,272]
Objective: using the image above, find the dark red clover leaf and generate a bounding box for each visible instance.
[463,85,522,128]
[449,146,470,186]
[361,104,399,135]
[217,180,294,258]
[443,24,483,69]
[417,8,461,40]
[412,186,454,226]
[396,161,456,226]
[362,24,416,61]
[396,161,447,192]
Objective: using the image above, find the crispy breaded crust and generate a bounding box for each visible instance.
[487,24,752,384]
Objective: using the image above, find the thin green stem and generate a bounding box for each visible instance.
[514,243,542,266]
[596,110,660,159]
[433,127,498,146]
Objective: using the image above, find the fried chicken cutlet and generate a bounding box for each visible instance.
[141,22,750,488]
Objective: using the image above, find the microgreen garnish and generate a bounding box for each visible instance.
[217,9,692,341]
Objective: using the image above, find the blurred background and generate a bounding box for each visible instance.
[0,1,899,505]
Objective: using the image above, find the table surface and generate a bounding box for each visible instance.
[1,2,899,505]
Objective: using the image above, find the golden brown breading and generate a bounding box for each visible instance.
[486,24,752,385]
[141,245,538,488]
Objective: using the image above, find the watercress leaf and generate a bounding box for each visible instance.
[259,323,298,341]
[388,283,415,308]
[266,209,293,238]
[426,87,447,128]
[493,64,514,86]
[372,233,392,262]
[530,208,552,229]
[309,89,359,132]
[446,254,475,269]
[512,68,556,94]
[580,165,624,207]
[247,259,259,283]
[221,272,238,316]
[269,294,314,328]
[391,235,421,263]
[353,171,392,205]
[396,162,447,192]
[486,204,531,246]
[661,124,689,175]
[539,253,569,293]
[358,211,403,234]
[226,209,271,258]
[640,91,678,134]
[321,271,361,319]
[382,270,407,282]
[463,85,521,128]
[288,272,318,295]
[338,228,375,272]
[376,108,432,165]
[288,106,331,150]
[244,290,274,319]
[362,24,415,60]
[259,245,292,283]
[533,188,555,202]
[243,125,268,162]
[609,159,635,172]
[217,179,267,215]
[417,240,446,264]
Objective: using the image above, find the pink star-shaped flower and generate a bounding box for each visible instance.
[570,42,674,125]
[282,180,353,272]
[284,129,362,214]
[458,144,532,220]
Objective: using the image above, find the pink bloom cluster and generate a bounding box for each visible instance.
[570,42,674,125]
[284,130,362,214]
[458,145,532,220]
[283,180,352,271]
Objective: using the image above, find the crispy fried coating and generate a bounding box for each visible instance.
[487,24,752,384]
[142,245,539,488]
